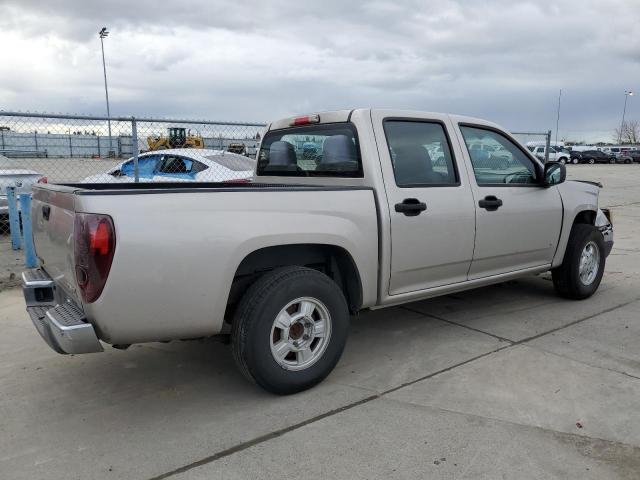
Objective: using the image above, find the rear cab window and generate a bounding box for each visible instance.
[257,123,362,177]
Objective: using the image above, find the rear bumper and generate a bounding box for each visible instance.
[22,269,103,354]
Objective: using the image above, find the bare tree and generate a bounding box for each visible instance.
[613,120,640,144]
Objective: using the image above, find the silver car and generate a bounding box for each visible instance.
[0,154,46,217]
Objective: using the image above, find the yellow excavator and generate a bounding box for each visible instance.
[147,127,205,150]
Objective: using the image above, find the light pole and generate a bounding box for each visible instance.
[618,90,634,145]
[98,27,113,154]
[555,88,562,146]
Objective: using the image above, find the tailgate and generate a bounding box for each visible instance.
[32,185,81,302]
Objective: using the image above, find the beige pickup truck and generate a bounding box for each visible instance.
[22,109,613,394]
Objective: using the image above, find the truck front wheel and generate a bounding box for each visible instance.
[552,224,605,299]
[231,266,349,394]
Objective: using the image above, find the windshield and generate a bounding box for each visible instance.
[257,123,362,177]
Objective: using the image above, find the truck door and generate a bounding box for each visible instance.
[456,124,563,279]
[371,112,476,295]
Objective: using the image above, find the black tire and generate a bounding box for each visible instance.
[232,266,349,395]
[587,158,595,164]
[552,224,605,300]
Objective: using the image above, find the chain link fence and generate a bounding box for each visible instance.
[0,111,554,286]
[511,130,552,162]
[0,111,266,283]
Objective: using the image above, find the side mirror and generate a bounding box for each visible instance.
[543,161,566,187]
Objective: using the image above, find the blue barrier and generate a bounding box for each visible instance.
[19,194,38,268]
[6,186,22,250]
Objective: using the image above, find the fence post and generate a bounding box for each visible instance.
[19,194,37,268]
[97,135,101,157]
[6,186,21,250]
[545,130,551,163]
[69,132,73,157]
[131,117,139,182]
[34,131,38,152]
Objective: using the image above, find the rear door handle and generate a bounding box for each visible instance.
[478,195,503,211]
[42,205,51,220]
[395,198,427,216]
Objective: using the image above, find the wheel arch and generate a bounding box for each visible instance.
[227,243,363,319]
[573,209,596,226]
[552,207,598,268]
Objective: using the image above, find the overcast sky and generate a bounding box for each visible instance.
[1,0,639,141]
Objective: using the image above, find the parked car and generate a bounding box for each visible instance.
[569,150,583,164]
[23,109,614,395]
[628,151,640,163]
[579,150,616,164]
[528,145,571,164]
[0,154,47,218]
[82,148,255,183]
[614,152,634,164]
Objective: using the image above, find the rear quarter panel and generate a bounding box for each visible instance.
[77,188,379,344]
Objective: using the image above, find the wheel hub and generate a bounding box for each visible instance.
[269,297,332,371]
[579,241,600,286]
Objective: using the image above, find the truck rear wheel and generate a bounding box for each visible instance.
[231,266,349,394]
[552,224,605,299]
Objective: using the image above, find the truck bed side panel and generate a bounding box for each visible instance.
[76,188,378,344]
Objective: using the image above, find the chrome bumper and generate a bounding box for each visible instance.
[22,269,103,354]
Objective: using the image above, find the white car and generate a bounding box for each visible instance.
[527,145,572,164]
[0,154,47,216]
[82,148,255,183]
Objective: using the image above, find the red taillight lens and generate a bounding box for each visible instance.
[37,177,48,183]
[74,213,116,303]
[290,114,320,126]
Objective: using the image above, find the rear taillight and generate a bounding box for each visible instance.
[74,213,116,303]
[37,177,48,183]
[290,114,320,126]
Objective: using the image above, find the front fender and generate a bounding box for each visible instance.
[551,180,599,267]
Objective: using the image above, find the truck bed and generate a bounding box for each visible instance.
[31,182,379,345]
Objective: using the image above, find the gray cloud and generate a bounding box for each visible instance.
[1,0,639,141]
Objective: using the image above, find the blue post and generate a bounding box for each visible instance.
[6,186,21,250]
[19,194,37,268]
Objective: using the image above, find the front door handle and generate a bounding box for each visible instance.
[478,195,503,211]
[395,198,427,216]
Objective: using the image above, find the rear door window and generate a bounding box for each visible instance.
[383,120,458,186]
[257,123,362,177]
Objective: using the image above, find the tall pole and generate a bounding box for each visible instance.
[555,89,562,146]
[618,91,634,145]
[99,27,112,154]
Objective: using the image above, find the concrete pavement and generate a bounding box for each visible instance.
[0,165,639,479]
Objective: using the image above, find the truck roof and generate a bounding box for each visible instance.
[267,109,503,133]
